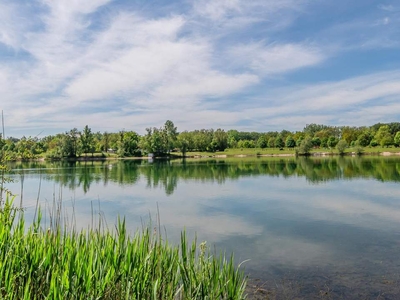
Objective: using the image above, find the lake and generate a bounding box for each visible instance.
[4,156,400,299]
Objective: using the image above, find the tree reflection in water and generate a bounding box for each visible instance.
[6,156,400,195]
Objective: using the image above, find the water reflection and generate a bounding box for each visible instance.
[5,157,400,298]
[7,157,400,195]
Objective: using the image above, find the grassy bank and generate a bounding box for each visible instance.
[185,146,400,158]
[0,198,246,299]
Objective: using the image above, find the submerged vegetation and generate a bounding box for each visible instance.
[0,197,247,299]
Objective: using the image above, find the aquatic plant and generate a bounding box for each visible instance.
[0,197,247,299]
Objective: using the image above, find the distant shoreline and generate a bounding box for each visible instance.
[14,150,400,163]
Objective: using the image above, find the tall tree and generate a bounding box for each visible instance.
[163,120,178,154]
[80,125,94,157]
[118,131,141,157]
[212,129,228,151]
[285,136,296,148]
[374,125,393,147]
[274,136,284,149]
[394,131,400,147]
[61,128,80,157]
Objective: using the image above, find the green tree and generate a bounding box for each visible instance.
[341,126,360,144]
[296,137,304,147]
[177,133,190,156]
[394,131,400,147]
[357,132,372,147]
[370,139,379,147]
[139,128,153,154]
[212,129,228,151]
[102,132,110,152]
[177,131,194,152]
[298,137,312,155]
[336,140,348,155]
[257,136,267,149]
[237,140,255,148]
[320,137,328,148]
[163,120,178,154]
[152,128,165,154]
[327,136,338,149]
[61,128,80,157]
[303,124,329,136]
[118,131,141,157]
[267,137,275,148]
[192,129,213,151]
[274,136,284,149]
[311,137,321,148]
[227,130,239,148]
[279,130,291,141]
[80,125,94,157]
[285,136,296,148]
[375,125,393,147]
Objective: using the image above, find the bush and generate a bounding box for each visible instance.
[336,140,348,155]
[297,138,312,155]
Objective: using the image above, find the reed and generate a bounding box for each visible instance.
[0,197,247,299]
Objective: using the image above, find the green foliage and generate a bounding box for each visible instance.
[311,137,321,148]
[0,197,246,299]
[256,136,267,149]
[354,144,364,155]
[357,132,372,147]
[341,126,361,144]
[285,136,296,148]
[61,128,80,158]
[140,127,166,155]
[370,139,378,147]
[320,137,328,148]
[394,131,400,147]
[327,136,338,148]
[336,140,348,155]
[3,121,400,161]
[303,124,329,136]
[212,129,228,151]
[274,136,284,149]
[237,140,255,149]
[374,125,393,147]
[163,120,178,153]
[80,125,94,156]
[297,137,313,155]
[0,142,13,202]
[117,131,141,157]
[296,137,303,147]
[267,137,275,148]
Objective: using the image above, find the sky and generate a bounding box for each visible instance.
[0,0,399,137]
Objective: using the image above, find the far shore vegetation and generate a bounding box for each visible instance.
[2,121,400,161]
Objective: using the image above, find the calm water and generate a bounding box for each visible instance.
[5,157,400,298]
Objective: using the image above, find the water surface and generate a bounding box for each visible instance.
[5,157,400,298]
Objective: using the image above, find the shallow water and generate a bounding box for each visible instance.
[5,157,400,299]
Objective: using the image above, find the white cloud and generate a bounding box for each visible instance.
[194,0,241,20]
[378,5,397,12]
[229,42,324,75]
[1,0,399,136]
[221,70,400,131]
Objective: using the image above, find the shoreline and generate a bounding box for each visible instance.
[5,150,400,163]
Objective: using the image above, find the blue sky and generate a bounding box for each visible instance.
[0,0,399,137]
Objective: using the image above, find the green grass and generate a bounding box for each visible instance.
[185,146,400,157]
[0,197,247,299]
[186,148,296,157]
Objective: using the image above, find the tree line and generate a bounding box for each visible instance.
[1,121,400,160]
